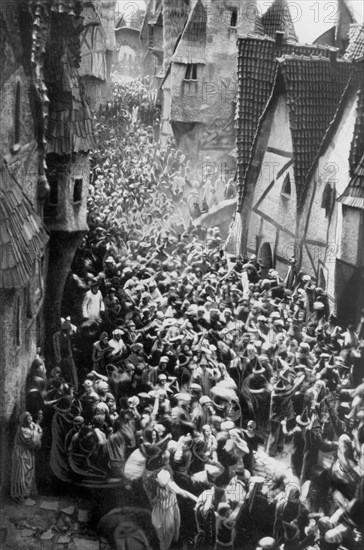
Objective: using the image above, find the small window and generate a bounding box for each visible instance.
[230,9,238,27]
[185,64,198,81]
[73,178,83,203]
[281,174,291,196]
[14,81,21,147]
[48,174,58,205]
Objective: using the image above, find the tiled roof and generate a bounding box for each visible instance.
[0,162,49,289]
[261,0,297,42]
[236,35,338,208]
[46,45,94,154]
[254,16,265,36]
[172,0,207,64]
[278,55,353,205]
[349,76,364,175]
[338,152,364,209]
[344,24,364,62]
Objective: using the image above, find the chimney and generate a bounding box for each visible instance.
[275,31,284,48]
[329,48,338,62]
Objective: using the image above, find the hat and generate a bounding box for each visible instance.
[257,537,277,550]
[190,383,202,392]
[83,380,93,388]
[252,363,265,375]
[313,301,325,310]
[105,256,115,263]
[131,342,143,353]
[174,393,191,402]
[199,396,212,405]
[90,278,100,287]
[159,356,169,363]
[273,379,287,392]
[112,328,124,336]
[158,374,167,381]
[299,342,311,353]
[73,416,84,426]
[296,408,310,426]
[220,420,235,431]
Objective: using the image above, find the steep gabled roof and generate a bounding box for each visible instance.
[277,55,353,205]
[172,0,206,64]
[46,45,94,155]
[0,162,49,289]
[349,75,364,175]
[236,35,339,208]
[338,152,364,209]
[261,0,297,42]
[313,26,336,48]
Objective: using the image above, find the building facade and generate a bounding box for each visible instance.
[78,0,116,109]
[0,0,49,494]
[160,0,257,162]
[235,19,364,324]
[0,0,95,493]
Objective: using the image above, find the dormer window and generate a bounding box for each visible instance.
[281,174,291,197]
[230,9,238,27]
[185,64,198,81]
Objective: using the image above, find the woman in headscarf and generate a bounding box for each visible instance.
[11,411,43,502]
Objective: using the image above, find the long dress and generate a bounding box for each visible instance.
[142,467,180,550]
[11,419,42,501]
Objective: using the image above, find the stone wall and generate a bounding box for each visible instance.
[0,24,47,496]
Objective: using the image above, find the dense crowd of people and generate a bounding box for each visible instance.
[15,226,364,550]
[11,79,364,550]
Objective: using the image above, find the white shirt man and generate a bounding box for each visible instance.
[108,329,126,358]
[82,281,105,321]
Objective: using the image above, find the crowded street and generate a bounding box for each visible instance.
[1,1,364,549]
[7,78,363,550]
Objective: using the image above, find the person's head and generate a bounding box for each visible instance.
[159,356,169,369]
[97,381,109,396]
[51,366,62,378]
[21,411,32,427]
[247,344,256,359]
[90,281,100,294]
[202,424,211,437]
[158,373,167,385]
[83,380,94,395]
[247,420,257,434]
[100,332,109,345]
[112,329,123,341]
